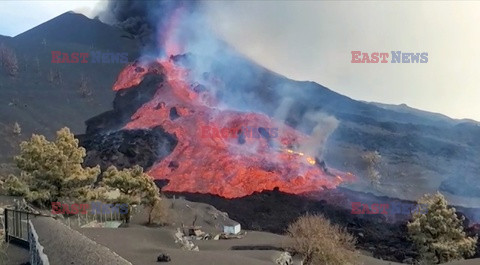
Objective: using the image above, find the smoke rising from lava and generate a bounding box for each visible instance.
[300,112,339,159]
[98,0,352,197]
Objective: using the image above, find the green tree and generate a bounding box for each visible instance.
[6,127,100,205]
[407,192,478,264]
[100,165,161,224]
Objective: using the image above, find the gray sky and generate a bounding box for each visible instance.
[1,1,479,121]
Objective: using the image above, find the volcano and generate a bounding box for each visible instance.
[76,3,360,198]
[77,3,480,202]
[82,55,354,198]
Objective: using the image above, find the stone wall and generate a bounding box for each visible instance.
[28,220,50,265]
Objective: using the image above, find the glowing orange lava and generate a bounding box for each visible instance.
[111,57,354,198]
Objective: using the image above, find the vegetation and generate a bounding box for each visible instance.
[3,127,100,205]
[149,197,170,225]
[286,214,357,265]
[3,174,29,196]
[407,192,478,264]
[100,165,163,224]
[1,127,169,226]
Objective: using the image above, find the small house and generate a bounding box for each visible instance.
[223,221,241,235]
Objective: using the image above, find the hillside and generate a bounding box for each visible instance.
[1,11,479,203]
[80,46,480,203]
[1,10,479,265]
[0,12,140,169]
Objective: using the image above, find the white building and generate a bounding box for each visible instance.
[223,221,241,235]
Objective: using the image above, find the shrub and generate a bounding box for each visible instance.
[407,192,478,264]
[100,165,161,224]
[286,214,357,265]
[149,198,170,225]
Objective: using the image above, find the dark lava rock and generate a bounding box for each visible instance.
[157,253,171,262]
[171,189,480,261]
[169,107,180,120]
[168,189,417,263]
[85,73,164,135]
[78,126,177,171]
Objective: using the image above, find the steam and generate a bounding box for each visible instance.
[274,97,294,123]
[98,0,340,160]
[299,112,339,159]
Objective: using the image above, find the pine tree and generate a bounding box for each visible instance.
[10,127,100,205]
[3,174,28,196]
[407,192,477,264]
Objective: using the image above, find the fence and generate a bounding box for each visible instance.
[4,208,45,248]
[59,205,138,228]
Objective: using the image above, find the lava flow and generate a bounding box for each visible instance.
[110,56,354,198]
[109,5,353,198]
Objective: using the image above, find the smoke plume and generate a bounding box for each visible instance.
[99,0,339,159]
[299,112,339,159]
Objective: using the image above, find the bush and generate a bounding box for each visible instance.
[149,198,170,225]
[407,192,478,264]
[286,214,357,265]
[100,165,161,224]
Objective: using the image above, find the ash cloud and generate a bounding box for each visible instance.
[97,0,340,160]
[99,0,199,49]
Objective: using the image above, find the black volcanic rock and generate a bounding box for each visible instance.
[78,126,177,171]
[168,188,480,261]
[169,107,180,120]
[2,11,480,201]
[85,74,163,134]
[79,63,175,172]
[168,189,417,263]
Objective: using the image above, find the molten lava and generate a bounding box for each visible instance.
[111,57,354,198]
[112,6,354,198]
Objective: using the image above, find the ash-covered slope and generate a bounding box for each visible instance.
[1,12,478,201]
[81,46,480,201]
[0,12,140,168]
